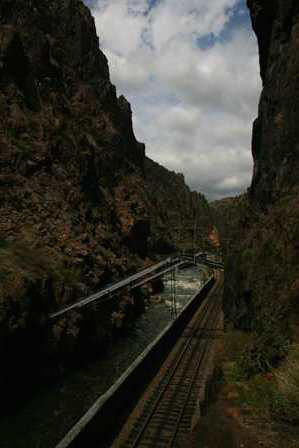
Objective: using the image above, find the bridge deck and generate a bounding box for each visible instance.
[50,253,223,320]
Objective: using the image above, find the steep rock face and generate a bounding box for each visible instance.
[0,0,213,398]
[248,0,299,204]
[223,0,299,374]
[145,157,214,254]
[223,190,299,373]
[211,195,252,256]
[0,0,149,402]
[0,0,147,301]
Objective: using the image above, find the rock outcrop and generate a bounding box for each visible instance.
[0,0,213,401]
[210,195,249,256]
[248,0,299,204]
[222,0,299,374]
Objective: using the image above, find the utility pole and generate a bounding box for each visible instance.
[170,268,177,318]
[192,218,197,254]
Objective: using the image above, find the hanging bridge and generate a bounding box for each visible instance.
[53,271,224,448]
[49,251,223,320]
[1,249,224,448]
[49,251,224,448]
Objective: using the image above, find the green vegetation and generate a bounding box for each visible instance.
[222,330,299,426]
[0,239,10,249]
[98,244,115,259]
[15,140,33,156]
[237,346,299,425]
[52,265,82,287]
[239,327,291,376]
[0,238,82,305]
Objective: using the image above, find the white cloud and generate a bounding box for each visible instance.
[150,0,237,51]
[89,0,262,200]
[93,1,149,55]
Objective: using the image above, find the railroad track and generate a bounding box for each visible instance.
[113,273,223,448]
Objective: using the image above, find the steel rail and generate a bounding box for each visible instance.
[155,280,222,448]
[167,291,222,447]
[152,287,222,448]
[127,276,221,447]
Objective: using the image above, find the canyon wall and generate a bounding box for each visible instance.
[222,0,299,374]
[248,0,299,205]
[145,157,214,254]
[0,0,213,399]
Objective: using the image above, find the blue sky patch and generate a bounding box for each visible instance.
[197,0,251,49]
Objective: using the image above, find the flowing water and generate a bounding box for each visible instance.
[1,264,210,448]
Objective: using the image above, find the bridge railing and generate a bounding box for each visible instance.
[49,256,182,320]
[49,252,223,320]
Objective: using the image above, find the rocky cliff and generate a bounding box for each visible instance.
[248,0,299,204]
[222,0,299,374]
[0,0,213,402]
[211,195,248,256]
[145,157,214,254]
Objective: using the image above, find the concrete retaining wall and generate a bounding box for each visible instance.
[55,276,215,448]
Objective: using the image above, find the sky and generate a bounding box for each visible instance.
[83,0,262,201]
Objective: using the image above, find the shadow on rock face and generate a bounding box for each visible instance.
[1,27,41,111]
[125,220,151,258]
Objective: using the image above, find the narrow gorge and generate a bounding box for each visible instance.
[1,0,299,447]
[0,0,215,421]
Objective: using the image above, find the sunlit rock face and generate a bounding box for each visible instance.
[248,0,299,205]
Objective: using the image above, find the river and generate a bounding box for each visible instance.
[1,264,210,448]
